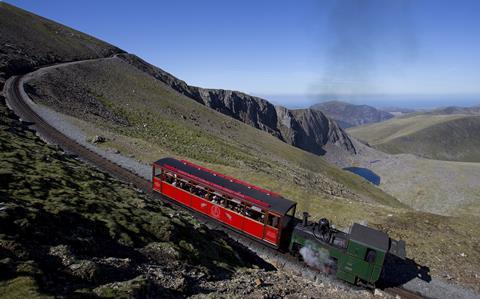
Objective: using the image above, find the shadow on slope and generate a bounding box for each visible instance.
[378,254,431,289]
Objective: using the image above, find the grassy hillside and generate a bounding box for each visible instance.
[22,58,480,292]
[1,94,373,298]
[25,57,402,210]
[348,114,480,162]
[0,96,251,297]
[0,2,122,83]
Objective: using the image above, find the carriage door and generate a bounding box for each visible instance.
[263,213,280,245]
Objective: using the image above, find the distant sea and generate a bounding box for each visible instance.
[255,94,480,110]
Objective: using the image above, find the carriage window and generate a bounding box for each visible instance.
[267,214,280,228]
[225,199,243,214]
[243,206,264,223]
[162,172,174,183]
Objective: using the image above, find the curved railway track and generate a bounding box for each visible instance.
[4,74,425,299]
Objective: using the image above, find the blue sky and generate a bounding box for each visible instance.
[7,0,480,108]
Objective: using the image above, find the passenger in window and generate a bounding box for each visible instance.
[212,195,219,204]
[172,179,177,187]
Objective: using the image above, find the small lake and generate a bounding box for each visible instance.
[343,167,381,185]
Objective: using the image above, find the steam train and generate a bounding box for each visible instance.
[152,157,406,287]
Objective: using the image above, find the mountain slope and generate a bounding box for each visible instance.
[118,54,356,156]
[0,95,250,297]
[1,94,356,298]
[24,56,398,208]
[348,114,480,162]
[20,59,480,292]
[311,100,394,128]
[0,2,123,87]
[0,4,388,297]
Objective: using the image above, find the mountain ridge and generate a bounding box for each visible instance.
[428,105,480,115]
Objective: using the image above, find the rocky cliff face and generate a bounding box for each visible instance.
[118,54,356,156]
[311,100,394,128]
[275,107,355,155]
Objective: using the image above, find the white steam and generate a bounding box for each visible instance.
[299,245,336,275]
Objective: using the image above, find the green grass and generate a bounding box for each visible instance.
[348,114,480,162]
[0,98,251,297]
[348,114,465,144]
[0,276,50,299]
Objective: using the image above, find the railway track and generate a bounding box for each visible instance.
[4,74,425,299]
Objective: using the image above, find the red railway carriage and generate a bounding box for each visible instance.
[152,157,297,248]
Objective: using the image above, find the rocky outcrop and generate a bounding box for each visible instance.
[276,107,355,155]
[118,54,356,156]
[311,100,394,128]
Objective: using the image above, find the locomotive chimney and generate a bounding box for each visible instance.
[302,212,309,227]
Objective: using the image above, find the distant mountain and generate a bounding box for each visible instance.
[118,54,356,156]
[428,105,480,115]
[311,100,394,128]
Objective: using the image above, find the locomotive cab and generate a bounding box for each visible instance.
[337,223,389,285]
